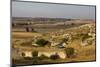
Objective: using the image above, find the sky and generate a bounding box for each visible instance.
[12,1,96,20]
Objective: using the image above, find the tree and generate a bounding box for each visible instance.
[62,38,68,42]
[50,53,60,60]
[26,27,29,32]
[35,39,49,47]
[82,34,92,41]
[65,47,75,58]
[61,38,69,45]
[39,54,49,60]
[21,52,25,57]
[32,51,38,57]
[71,23,75,25]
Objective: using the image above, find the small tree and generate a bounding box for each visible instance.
[61,38,69,44]
[36,39,49,47]
[39,54,49,60]
[24,57,33,60]
[65,47,75,58]
[50,53,60,60]
[82,34,92,41]
[32,51,38,57]
[62,38,68,42]
[71,23,75,25]
[21,52,25,57]
[26,27,29,32]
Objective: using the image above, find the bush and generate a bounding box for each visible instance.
[62,38,68,42]
[39,54,49,60]
[36,39,49,47]
[50,53,60,60]
[24,57,33,60]
[32,51,38,57]
[71,23,75,25]
[65,47,75,58]
[82,34,92,41]
[21,52,25,57]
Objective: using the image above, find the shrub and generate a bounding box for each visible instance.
[71,23,75,25]
[21,52,25,57]
[62,38,68,42]
[32,51,38,57]
[39,54,49,60]
[82,34,92,41]
[24,57,33,60]
[35,39,49,47]
[65,47,75,58]
[50,53,60,60]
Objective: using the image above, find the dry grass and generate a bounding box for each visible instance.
[12,23,96,65]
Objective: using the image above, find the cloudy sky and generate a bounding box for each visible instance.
[12,1,95,20]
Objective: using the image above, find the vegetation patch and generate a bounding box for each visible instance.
[35,39,49,47]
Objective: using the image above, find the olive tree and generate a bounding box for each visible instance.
[32,51,38,57]
[65,47,75,58]
[35,39,49,47]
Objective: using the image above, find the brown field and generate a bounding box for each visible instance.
[12,20,96,65]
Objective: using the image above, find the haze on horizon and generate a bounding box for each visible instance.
[12,1,95,20]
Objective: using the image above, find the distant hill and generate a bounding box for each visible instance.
[12,17,95,25]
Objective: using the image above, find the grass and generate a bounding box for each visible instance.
[12,23,96,65]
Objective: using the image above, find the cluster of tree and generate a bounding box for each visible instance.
[21,47,76,61]
[21,51,60,61]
